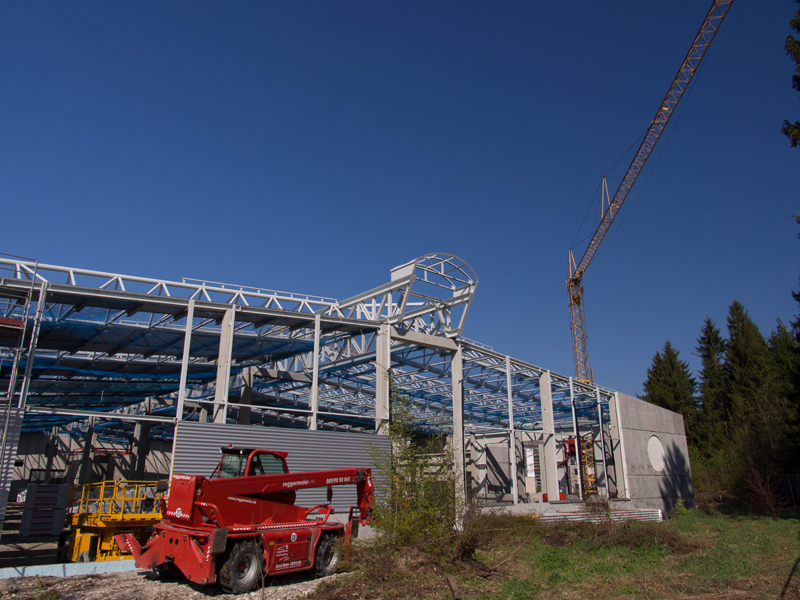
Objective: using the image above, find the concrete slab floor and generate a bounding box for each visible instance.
[0,503,62,569]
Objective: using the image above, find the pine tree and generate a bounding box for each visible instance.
[642,341,698,445]
[694,317,727,459]
[782,0,800,147]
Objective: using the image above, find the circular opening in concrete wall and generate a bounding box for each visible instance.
[647,436,665,472]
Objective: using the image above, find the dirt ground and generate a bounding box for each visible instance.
[0,569,348,600]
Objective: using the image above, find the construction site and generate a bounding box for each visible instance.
[0,0,745,594]
[0,253,692,562]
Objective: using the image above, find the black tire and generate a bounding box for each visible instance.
[314,535,340,577]
[219,540,264,594]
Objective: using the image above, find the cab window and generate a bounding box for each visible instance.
[218,454,246,478]
[248,453,287,476]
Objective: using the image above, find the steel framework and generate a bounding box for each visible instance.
[1,254,615,447]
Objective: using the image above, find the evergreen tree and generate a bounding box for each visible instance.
[724,301,784,475]
[768,320,796,401]
[642,341,698,445]
[782,0,800,147]
[725,301,770,407]
[694,317,727,459]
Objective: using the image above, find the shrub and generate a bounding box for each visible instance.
[367,381,483,561]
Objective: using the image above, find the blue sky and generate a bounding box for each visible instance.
[1,1,797,396]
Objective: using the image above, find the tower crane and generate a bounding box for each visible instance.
[567,0,733,384]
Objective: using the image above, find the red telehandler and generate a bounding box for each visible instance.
[117,447,374,594]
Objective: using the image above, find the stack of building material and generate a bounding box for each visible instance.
[19,483,71,537]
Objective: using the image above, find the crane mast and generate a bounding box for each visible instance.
[568,0,733,384]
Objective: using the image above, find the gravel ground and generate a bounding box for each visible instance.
[0,568,347,600]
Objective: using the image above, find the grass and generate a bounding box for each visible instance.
[312,509,800,600]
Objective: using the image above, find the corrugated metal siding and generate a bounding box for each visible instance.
[0,406,24,530]
[172,422,392,514]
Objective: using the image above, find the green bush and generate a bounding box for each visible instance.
[367,382,482,561]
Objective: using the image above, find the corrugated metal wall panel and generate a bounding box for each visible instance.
[0,406,24,534]
[172,422,392,514]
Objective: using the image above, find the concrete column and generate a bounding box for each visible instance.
[611,392,630,498]
[169,421,179,481]
[213,308,235,424]
[307,314,321,431]
[132,421,151,479]
[175,299,195,422]
[596,389,610,497]
[505,356,518,505]
[44,429,57,483]
[452,344,466,511]
[539,371,560,503]
[569,378,584,500]
[238,366,253,425]
[79,418,95,485]
[374,323,390,433]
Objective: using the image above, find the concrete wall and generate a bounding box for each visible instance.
[616,393,694,514]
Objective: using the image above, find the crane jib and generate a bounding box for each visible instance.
[567,0,734,383]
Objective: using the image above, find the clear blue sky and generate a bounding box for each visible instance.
[1,1,797,396]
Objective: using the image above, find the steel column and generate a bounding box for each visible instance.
[18,283,48,410]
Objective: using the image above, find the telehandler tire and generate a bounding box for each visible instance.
[219,540,264,594]
[314,535,340,577]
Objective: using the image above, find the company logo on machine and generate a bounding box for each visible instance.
[290,532,297,542]
[172,474,193,481]
[228,496,257,505]
[282,479,313,489]
[276,544,289,560]
[175,507,183,518]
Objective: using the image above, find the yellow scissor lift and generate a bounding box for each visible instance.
[63,480,167,562]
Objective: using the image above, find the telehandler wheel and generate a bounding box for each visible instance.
[219,540,264,594]
[314,535,340,577]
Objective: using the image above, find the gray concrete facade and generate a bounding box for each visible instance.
[615,392,693,514]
